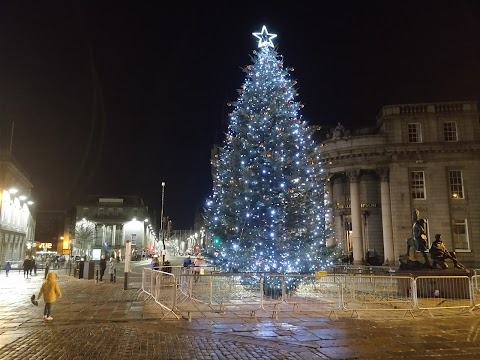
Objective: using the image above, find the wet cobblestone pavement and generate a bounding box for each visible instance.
[1,263,480,359]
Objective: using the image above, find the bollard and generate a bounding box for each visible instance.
[124,240,131,290]
[95,269,99,283]
[114,268,116,283]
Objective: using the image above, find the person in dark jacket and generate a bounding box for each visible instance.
[150,256,160,271]
[23,256,32,278]
[31,258,37,276]
[4,262,12,277]
[99,255,107,281]
[44,258,50,279]
[183,255,192,268]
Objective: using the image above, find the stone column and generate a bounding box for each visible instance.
[348,170,363,264]
[0,232,4,264]
[378,168,395,265]
[112,224,117,246]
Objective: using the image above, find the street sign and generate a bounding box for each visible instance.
[315,270,327,278]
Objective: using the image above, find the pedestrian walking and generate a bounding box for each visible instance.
[31,258,37,276]
[23,256,32,278]
[99,255,107,281]
[44,258,50,279]
[162,260,172,273]
[193,254,204,283]
[4,262,11,277]
[37,272,62,321]
[150,255,160,270]
[183,255,192,268]
[109,256,116,282]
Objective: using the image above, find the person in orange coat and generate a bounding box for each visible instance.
[37,272,63,321]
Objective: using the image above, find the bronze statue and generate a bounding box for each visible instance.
[412,218,431,267]
[400,209,431,270]
[429,234,465,270]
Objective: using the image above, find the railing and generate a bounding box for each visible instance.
[141,266,480,320]
[377,101,476,119]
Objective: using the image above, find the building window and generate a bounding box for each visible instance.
[132,209,138,217]
[411,171,425,199]
[117,208,123,216]
[98,208,104,216]
[452,219,469,251]
[449,170,464,199]
[82,207,89,217]
[108,208,114,216]
[408,123,422,143]
[444,121,458,142]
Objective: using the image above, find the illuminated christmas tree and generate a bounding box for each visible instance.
[205,26,335,275]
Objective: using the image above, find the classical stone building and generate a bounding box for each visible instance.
[74,195,157,259]
[320,100,480,268]
[0,151,36,262]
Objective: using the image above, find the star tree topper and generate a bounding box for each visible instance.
[252,25,277,48]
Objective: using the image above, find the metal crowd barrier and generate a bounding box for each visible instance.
[341,274,416,317]
[141,267,480,320]
[472,275,480,312]
[472,269,480,292]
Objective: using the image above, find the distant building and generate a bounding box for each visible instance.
[320,101,480,268]
[73,195,157,259]
[0,151,36,262]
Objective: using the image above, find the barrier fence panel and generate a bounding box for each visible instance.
[281,274,343,315]
[473,270,480,292]
[415,276,472,316]
[472,275,480,312]
[144,268,180,319]
[340,275,415,317]
[177,265,217,303]
[175,272,262,319]
[208,273,262,310]
[142,268,154,296]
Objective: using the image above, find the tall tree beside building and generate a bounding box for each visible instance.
[205,26,336,275]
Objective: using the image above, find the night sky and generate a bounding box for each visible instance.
[1,1,479,229]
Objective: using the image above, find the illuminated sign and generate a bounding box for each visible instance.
[39,242,53,250]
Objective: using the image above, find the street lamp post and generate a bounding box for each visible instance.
[160,181,166,253]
